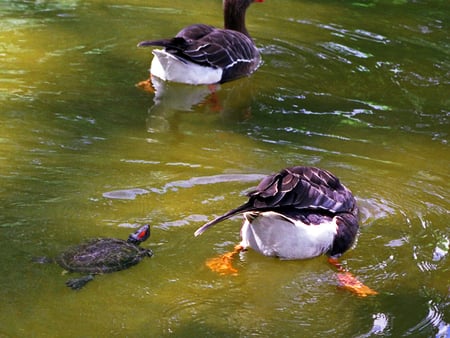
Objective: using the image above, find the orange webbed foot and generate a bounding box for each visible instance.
[205,245,243,276]
[337,272,378,297]
[328,257,378,297]
[136,78,155,93]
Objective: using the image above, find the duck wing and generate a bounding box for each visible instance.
[138,24,260,73]
[138,24,215,50]
[194,166,357,236]
[249,166,356,213]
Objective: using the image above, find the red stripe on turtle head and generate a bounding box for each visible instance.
[128,224,150,244]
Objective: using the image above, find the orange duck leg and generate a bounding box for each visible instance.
[203,84,222,112]
[205,245,244,276]
[328,257,378,297]
[136,76,156,93]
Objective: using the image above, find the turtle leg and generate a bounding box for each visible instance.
[66,274,95,290]
[328,257,378,297]
[205,244,245,276]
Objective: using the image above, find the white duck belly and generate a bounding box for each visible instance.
[239,211,338,260]
[151,49,223,85]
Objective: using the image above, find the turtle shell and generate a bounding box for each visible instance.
[56,238,153,274]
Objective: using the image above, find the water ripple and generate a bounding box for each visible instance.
[405,301,449,337]
[102,174,266,200]
[102,188,149,200]
[162,174,266,191]
[320,41,374,60]
[292,19,390,44]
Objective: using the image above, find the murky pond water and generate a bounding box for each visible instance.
[1,0,449,336]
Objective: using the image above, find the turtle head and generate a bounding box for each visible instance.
[127,224,151,245]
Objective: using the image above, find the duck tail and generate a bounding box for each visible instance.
[137,37,187,49]
[194,202,253,237]
[137,39,171,48]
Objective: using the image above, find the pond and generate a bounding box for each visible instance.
[0,0,448,336]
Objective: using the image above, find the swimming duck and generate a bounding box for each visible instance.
[195,166,377,297]
[137,0,263,85]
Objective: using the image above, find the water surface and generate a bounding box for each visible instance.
[0,0,448,337]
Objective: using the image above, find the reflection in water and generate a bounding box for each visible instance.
[146,76,216,113]
[143,77,216,133]
[142,76,257,133]
[357,312,390,337]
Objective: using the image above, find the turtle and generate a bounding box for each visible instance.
[36,224,153,290]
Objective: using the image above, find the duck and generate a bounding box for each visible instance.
[137,0,263,85]
[194,166,378,297]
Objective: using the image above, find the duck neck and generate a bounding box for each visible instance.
[224,0,251,37]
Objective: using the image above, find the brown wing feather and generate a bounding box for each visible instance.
[250,166,356,213]
[138,25,260,81]
[194,166,357,236]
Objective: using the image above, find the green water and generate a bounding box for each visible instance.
[0,0,448,336]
